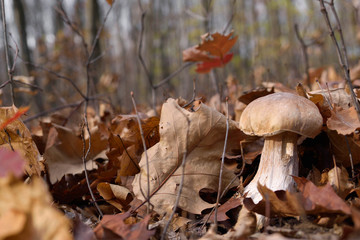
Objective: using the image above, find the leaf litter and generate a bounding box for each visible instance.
[4,34,360,240]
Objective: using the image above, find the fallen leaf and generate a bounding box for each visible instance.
[94,212,155,240]
[0,106,43,176]
[97,182,133,211]
[73,215,96,240]
[327,130,360,167]
[206,198,242,222]
[327,106,360,135]
[243,184,305,217]
[44,124,107,184]
[320,166,354,198]
[0,147,25,178]
[0,176,72,240]
[238,87,275,105]
[0,106,29,130]
[294,177,351,215]
[107,115,159,181]
[244,178,351,217]
[132,98,246,214]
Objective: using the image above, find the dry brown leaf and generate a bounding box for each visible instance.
[244,178,351,217]
[206,198,242,223]
[308,88,353,116]
[261,82,297,94]
[243,184,304,217]
[44,124,107,184]
[97,182,133,211]
[328,130,360,167]
[0,176,72,240]
[320,166,354,198]
[107,115,160,181]
[106,133,141,178]
[94,212,155,240]
[132,98,245,214]
[238,87,275,105]
[0,106,43,176]
[293,177,351,215]
[327,106,360,135]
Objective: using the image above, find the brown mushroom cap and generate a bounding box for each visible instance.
[239,92,323,138]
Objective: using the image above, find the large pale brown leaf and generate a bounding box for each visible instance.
[0,176,72,240]
[327,106,360,135]
[132,98,245,214]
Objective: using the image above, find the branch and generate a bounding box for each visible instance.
[131,91,151,213]
[22,60,87,99]
[214,98,229,229]
[23,101,84,123]
[154,62,194,89]
[294,24,311,88]
[318,0,360,121]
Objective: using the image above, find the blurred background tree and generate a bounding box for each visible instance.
[0,0,359,115]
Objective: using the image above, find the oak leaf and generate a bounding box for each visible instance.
[132,98,245,214]
[182,31,238,73]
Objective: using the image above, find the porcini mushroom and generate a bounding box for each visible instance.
[240,92,322,203]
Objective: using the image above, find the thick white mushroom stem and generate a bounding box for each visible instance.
[244,132,299,204]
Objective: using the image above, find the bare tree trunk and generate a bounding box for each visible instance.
[13,0,44,110]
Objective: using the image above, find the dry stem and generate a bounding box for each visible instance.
[319,0,360,121]
[214,98,230,229]
[131,91,151,214]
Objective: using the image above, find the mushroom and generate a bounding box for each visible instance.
[240,92,323,203]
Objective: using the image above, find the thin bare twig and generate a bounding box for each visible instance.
[222,0,236,35]
[57,1,113,219]
[161,106,190,240]
[131,91,151,214]
[117,135,141,172]
[214,98,229,229]
[183,78,197,108]
[319,0,360,121]
[1,0,15,104]
[154,62,194,89]
[200,141,247,230]
[55,3,88,52]
[23,61,87,99]
[294,24,311,88]
[81,122,103,218]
